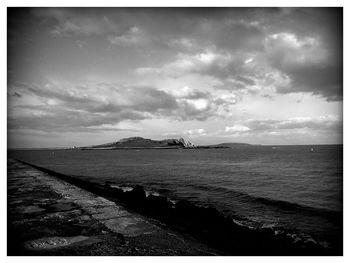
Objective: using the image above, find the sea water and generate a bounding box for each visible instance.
[9,144,342,250]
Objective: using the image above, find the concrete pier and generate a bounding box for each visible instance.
[7,159,217,255]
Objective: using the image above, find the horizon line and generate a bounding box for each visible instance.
[7,143,343,150]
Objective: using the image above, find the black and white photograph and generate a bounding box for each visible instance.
[5,3,344,258]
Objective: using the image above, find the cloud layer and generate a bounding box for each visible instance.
[7,8,343,147]
[8,82,238,133]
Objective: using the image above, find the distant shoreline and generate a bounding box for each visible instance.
[79,146,232,150]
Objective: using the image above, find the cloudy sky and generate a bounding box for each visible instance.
[8,7,342,148]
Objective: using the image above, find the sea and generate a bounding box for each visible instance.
[9,144,343,251]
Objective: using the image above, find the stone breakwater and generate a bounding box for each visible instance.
[7,159,216,256]
[103,183,334,255]
[11,159,338,255]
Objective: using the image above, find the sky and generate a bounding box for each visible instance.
[7,7,343,148]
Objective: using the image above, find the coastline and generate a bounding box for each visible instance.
[8,158,340,255]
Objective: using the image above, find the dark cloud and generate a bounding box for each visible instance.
[276,63,342,101]
[8,105,146,132]
[124,87,178,112]
[8,82,180,132]
[15,83,178,114]
[273,9,342,100]
[176,100,213,121]
[262,10,343,101]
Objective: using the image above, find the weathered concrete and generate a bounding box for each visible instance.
[7,159,217,255]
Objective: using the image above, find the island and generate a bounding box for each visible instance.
[75,137,256,150]
[78,137,195,150]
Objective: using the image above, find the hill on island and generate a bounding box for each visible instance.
[78,137,195,149]
[76,137,256,150]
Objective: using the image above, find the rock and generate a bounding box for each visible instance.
[175,200,197,213]
[125,185,146,203]
[145,195,172,216]
[105,181,113,187]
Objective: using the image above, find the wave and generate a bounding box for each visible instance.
[109,183,161,197]
[185,183,340,219]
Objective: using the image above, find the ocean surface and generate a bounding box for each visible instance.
[9,145,343,250]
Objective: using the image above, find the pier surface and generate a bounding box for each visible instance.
[7,159,216,256]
